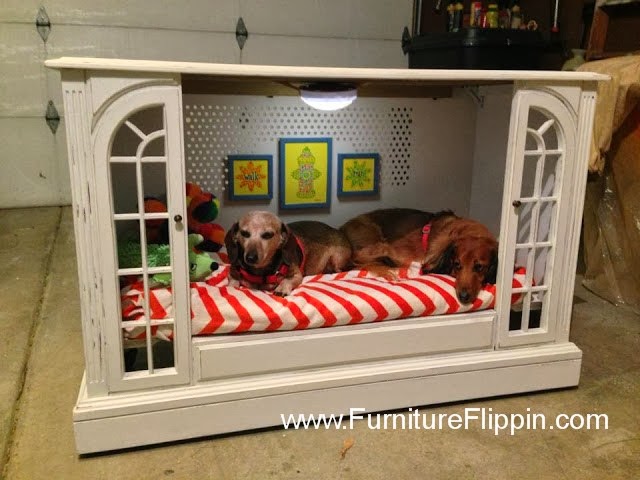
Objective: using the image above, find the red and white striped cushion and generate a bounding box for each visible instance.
[121,264,526,341]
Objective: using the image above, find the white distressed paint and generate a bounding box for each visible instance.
[47,57,603,453]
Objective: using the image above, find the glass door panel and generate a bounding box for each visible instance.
[95,86,190,391]
[499,91,576,347]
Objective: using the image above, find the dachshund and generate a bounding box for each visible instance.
[340,208,498,303]
[225,211,352,296]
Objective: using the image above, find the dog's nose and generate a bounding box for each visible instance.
[245,252,258,265]
[457,290,471,303]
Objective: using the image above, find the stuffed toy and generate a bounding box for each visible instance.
[142,183,225,252]
[117,240,170,271]
[185,182,225,252]
[187,233,219,281]
[144,197,169,244]
[118,233,217,286]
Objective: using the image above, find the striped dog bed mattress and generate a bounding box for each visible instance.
[121,263,527,341]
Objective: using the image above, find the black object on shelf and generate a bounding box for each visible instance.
[406,28,546,70]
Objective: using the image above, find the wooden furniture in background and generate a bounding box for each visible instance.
[587,0,640,59]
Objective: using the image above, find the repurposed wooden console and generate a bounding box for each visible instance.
[46,57,606,454]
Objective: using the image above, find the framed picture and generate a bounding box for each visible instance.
[337,153,380,197]
[227,154,273,201]
[279,137,332,209]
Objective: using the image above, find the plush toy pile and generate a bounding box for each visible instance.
[118,181,224,286]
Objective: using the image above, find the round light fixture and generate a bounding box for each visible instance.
[299,83,358,111]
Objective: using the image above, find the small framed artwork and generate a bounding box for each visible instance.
[337,153,380,197]
[227,154,273,201]
[279,137,332,209]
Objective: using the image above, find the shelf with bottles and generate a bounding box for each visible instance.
[441,1,536,33]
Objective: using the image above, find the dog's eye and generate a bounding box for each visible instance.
[261,232,275,240]
[453,261,462,271]
[240,230,250,238]
[473,264,486,273]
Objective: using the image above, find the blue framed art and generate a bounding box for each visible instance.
[337,153,380,197]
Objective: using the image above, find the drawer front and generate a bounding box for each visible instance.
[194,312,495,381]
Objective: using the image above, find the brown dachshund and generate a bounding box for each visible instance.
[340,208,498,303]
[225,211,352,296]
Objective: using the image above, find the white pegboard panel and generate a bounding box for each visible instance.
[184,97,412,190]
[183,94,477,227]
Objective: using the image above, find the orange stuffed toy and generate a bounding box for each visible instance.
[185,182,225,252]
[144,197,169,244]
[143,183,225,252]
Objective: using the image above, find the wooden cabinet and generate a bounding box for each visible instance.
[48,58,605,454]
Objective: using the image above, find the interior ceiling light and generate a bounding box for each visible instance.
[299,82,358,111]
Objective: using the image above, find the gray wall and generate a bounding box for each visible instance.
[0,0,412,208]
[469,85,514,237]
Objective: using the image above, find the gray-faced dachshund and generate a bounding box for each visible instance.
[225,211,352,296]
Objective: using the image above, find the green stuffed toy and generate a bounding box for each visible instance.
[117,241,170,270]
[118,233,217,285]
[188,233,219,280]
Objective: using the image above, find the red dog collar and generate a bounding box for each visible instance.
[421,224,432,251]
[238,263,290,286]
[237,236,305,287]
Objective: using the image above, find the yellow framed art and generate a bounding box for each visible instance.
[337,153,380,197]
[278,138,332,209]
[227,155,273,200]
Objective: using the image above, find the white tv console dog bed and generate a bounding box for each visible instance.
[46,57,606,454]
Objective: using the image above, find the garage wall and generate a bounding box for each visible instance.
[0,0,412,208]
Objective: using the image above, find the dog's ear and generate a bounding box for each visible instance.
[279,222,290,247]
[431,242,456,274]
[485,246,498,284]
[224,222,240,264]
[280,223,301,266]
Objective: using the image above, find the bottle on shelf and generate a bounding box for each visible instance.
[510,0,522,29]
[446,1,456,32]
[498,0,511,28]
[486,3,499,28]
[470,1,483,27]
[452,1,464,32]
[479,7,488,28]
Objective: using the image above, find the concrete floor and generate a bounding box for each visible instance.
[1,206,639,480]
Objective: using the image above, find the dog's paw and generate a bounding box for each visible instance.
[382,270,399,281]
[274,285,293,296]
[274,278,299,296]
[364,265,399,281]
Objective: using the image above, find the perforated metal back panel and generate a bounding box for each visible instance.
[183,94,477,228]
